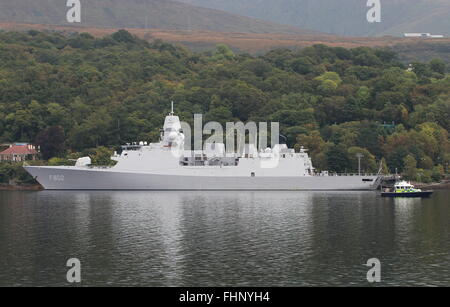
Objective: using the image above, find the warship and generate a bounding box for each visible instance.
[24,106,382,190]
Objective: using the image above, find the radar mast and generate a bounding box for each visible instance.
[170,101,174,116]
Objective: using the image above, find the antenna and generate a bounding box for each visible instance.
[356,153,364,176]
[170,101,174,116]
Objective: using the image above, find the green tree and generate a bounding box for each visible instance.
[289,56,314,74]
[347,147,377,173]
[296,131,327,169]
[90,147,116,166]
[111,30,137,44]
[326,144,350,173]
[380,157,389,175]
[429,59,446,75]
[210,44,235,61]
[318,79,338,95]
[35,126,66,160]
[403,155,418,181]
[431,165,444,182]
[315,71,342,85]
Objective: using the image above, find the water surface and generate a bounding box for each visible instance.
[0,190,449,286]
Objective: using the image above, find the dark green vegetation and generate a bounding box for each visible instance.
[180,0,450,37]
[0,30,449,183]
[0,163,36,185]
[393,42,450,67]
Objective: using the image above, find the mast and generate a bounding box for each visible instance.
[170,101,174,116]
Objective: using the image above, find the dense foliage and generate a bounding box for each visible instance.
[0,162,37,185]
[0,30,449,182]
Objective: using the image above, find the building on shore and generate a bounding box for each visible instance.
[404,33,444,38]
[0,143,39,162]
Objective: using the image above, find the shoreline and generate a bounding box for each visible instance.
[1,181,449,191]
[414,181,450,190]
[0,184,43,191]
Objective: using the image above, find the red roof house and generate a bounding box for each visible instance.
[0,144,39,162]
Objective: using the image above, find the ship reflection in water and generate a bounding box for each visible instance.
[0,190,449,286]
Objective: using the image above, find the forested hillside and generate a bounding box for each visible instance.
[0,30,449,181]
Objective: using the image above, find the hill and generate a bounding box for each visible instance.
[0,0,312,34]
[2,22,450,64]
[178,0,450,37]
[0,30,448,183]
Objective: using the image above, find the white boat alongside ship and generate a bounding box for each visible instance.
[24,107,382,190]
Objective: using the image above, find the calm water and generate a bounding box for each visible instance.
[0,190,449,287]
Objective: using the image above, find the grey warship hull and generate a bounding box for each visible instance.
[24,166,380,191]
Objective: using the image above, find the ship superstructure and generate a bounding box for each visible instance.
[24,106,382,190]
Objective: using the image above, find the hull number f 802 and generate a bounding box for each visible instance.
[49,175,65,182]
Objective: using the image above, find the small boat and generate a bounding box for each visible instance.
[381,181,433,198]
